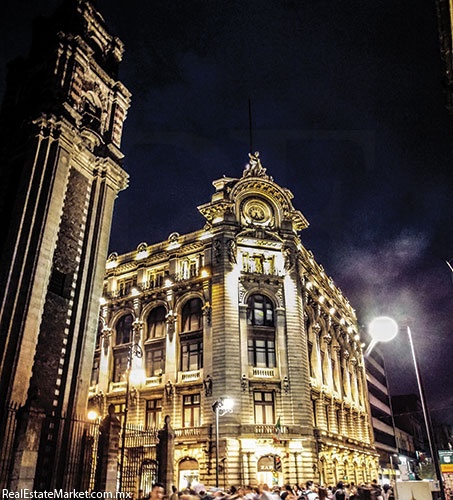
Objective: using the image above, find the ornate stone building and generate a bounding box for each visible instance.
[89,153,379,491]
[0,0,130,489]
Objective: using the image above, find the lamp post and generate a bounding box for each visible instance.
[212,398,234,487]
[119,337,143,492]
[367,317,446,500]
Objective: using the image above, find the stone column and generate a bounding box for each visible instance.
[157,415,176,494]
[315,396,327,430]
[338,404,348,437]
[9,405,46,491]
[95,404,121,494]
[328,403,339,434]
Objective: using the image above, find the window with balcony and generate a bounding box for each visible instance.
[117,277,137,297]
[146,399,162,428]
[180,298,203,372]
[113,351,129,383]
[247,294,274,327]
[248,339,275,368]
[248,295,276,371]
[145,346,165,377]
[183,393,201,427]
[254,391,274,424]
[181,338,203,372]
[147,306,166,339]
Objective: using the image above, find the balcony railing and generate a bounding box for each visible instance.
[251,367,276,378]
[178,369,202,383]
[145,375,162,386]
[110,381,126,392]
[106,270,207,299]
[175,427,205,438]
[242,424,290,435]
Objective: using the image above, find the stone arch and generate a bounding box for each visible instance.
[242,287,280,310]
[110,309,135,340]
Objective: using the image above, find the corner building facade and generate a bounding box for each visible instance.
[90,154,378,489]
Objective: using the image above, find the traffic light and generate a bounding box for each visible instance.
[274,455,282,472]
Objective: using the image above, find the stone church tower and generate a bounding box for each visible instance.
[0,0,130,488]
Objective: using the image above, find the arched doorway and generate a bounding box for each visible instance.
[140,459,158,495]
[257,455,282,487]
[178,458,199,489]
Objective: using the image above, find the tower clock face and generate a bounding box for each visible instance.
[241,198,273,226]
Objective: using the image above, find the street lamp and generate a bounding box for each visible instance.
[212,398,234,487]
[368,318,446,500]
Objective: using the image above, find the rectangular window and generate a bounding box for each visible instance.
[113,352,129,383]
[181,339,203,371]
[113,402,126,427]
[90,355,100,386]
[248,339,276,368]
[183,394,200,427]
[254,391,274,424]
[308,341,313,377]
[118,277,137,297]
[146,399,162,428]
[145,347,165,377]
[320,350,325,384]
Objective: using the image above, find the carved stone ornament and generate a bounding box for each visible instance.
[227,239,237,264]
[241,374,248,392]
[282,245,295,271]
[312,322,322,336]
[133,321,142,344]
[323,333,332,345]
[201,302,212,325]
[242,152,272,180]
[102,328,111,356]
[166,313,176,341]
[213,239,222,264]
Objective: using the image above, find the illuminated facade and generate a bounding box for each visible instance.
[89,153,378,489]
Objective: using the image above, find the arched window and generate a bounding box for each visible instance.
[147,306,166,339]
[182,298,202,332]
[247,294,276,368]
[247,294,274,326]
[116,314,133,345]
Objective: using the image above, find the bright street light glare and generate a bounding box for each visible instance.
[368,316,399,342]
[221,398,234,411]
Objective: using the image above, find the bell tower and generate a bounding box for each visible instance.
[0,0,130,488]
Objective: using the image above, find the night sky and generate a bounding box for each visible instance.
[1,1,452,427]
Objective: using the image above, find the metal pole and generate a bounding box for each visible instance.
[406,327,445,500]
[215,403,219,488]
